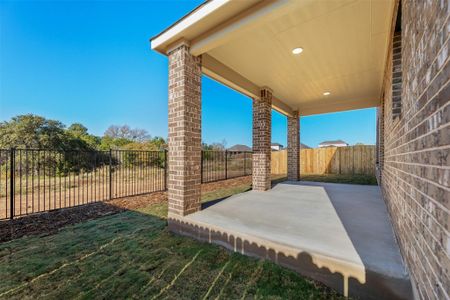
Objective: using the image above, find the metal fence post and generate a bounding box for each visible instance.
[352,146,355,175]
[338,148,342,175]
[10,148,15,220]
[225,150,228,180]
[109,149,112,200]
[200,151,203,183]
[164,149,168,190]
[243,152,246,176]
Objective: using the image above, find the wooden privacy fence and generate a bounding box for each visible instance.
[271,145,376,176]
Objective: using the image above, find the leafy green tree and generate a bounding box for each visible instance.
[0,114,68,149]
[0,114,168,173]
[99,136,134,150]
[202,142,213,150]
[67,123,88,136]
[67,123,101,149]
[120,137,167,167]
[0,115,102,175]
[144,137,167,151]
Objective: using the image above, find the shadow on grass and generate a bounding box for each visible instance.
[0,200,343,300]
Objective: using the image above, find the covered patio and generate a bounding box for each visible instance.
[151,0,411,298]
[171,181,411,299]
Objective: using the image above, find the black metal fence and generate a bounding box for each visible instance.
[0,148,167,220]
[201,150,252,183]
[0,148,252,220]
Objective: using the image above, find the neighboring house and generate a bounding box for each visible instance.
[227,144,251,152]
[318,140,349,148]
[152,1,448,299]
[300,143,311,149]
[228,143,309,151]
[270,143,283,151]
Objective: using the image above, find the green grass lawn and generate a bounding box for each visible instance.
[0,199,344,299]
[0,174,375,299]
[202,184,251,203]
[201,174,376,204]
[300,174,378,185]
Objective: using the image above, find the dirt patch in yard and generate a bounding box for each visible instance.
[108,191,167,210]
[0,192,167,243]
[0,177,256,243]
[201,176,252,192]
[107,177,253,210]
[0,202,124,243]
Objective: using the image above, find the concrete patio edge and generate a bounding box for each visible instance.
[168,213,411,299]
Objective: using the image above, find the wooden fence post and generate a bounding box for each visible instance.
[109,149,112,200]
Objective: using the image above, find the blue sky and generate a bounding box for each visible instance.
[0,0,376,148]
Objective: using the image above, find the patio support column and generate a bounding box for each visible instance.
[287,111,300,181]
[252,87,272,191]
[167,42,202,216]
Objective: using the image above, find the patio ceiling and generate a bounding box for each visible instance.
[152,0,395,116]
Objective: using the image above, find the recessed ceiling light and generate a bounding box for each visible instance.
[292,47,303,55]
[323,92,331,96]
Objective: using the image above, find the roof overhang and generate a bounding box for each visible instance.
[151,0,263,55]
[151,0,396,117]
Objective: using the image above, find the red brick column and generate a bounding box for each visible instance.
[167,43,202,216]
[287,111,299,181]
[252,88,272,191]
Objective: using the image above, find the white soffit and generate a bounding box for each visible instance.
[152,0,395,116]
[206,0,395,115]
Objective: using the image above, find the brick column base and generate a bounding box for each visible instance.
[167,43,202,216]
[252,88,272,191]
[287,111,299,181]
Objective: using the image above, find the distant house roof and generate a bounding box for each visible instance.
[228,143,310,151]
[271,143,283,147]
[228,144,251,151]
[300,143,311,149]
[319,140,348,146]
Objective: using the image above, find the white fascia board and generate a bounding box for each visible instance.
[151,0,230,53]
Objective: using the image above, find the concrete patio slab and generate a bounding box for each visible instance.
[169,181,413,299]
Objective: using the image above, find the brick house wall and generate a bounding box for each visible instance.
[379,1,449,299]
